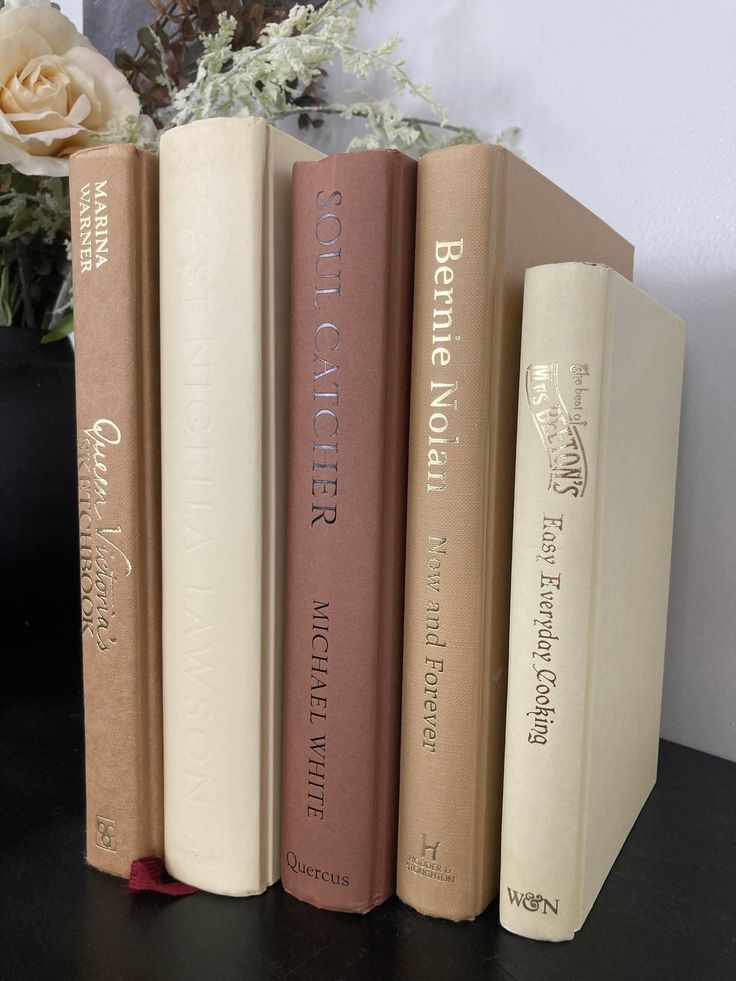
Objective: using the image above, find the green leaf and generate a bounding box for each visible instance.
[8,209,35,237]
[0,297,14,326]
[138,59,168,82]
[9,172,37,196]
[138,26,163,61]
[41,313,74,344]
[115,50,141,73]
[181,17,197,41]
[0,262,20,324]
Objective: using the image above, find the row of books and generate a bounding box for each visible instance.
[70,117,684,942]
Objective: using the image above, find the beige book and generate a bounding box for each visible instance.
[500,263,684,941]
[397,144,634,921]
[160,116,322,896]
[69,144,164,877]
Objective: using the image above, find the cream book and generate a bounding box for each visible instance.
[500,263,684,941]
[160,116,322,896]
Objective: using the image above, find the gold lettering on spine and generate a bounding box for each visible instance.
[77,180,110,272]
[77,419,131,653]
[303,189,343,819]
[310,190,343,526]
[525,364,589,498]
[426,240,462,492]
[307,601,330,819]
[421,536,448,752]
[526,516,563,746]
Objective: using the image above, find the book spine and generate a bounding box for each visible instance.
[160,118,272,896]
[280,151,416,912]
[500,263,609,941]
[396,146,505,921]
[69,145,163,878]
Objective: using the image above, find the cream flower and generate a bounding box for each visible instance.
[0,0,141,176]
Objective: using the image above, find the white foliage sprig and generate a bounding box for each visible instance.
[2,0,519,338]
[0,176,69,245]
[155,0,515,154]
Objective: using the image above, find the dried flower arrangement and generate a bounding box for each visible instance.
[0,0,519,340]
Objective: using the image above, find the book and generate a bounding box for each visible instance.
[396,143,634,922]
[159,116,322,896]
[69,144,163,877]
[499,263,684,941]
[280,150,417,912]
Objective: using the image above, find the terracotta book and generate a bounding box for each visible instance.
[501,264,684,940]
[396,143,634,921]
[69,144,164,877]
[280,149,417,912]
[160,117,322,896]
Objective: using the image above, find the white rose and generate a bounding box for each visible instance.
[0,0,141,176]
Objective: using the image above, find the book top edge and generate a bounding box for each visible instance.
[420,144,634,258]
[423,141,506,161]
[295,147,414,164]
[158,114,325,160]
[293,147,417,176]
[159,114,266,145]
[70,143,155,161]
[525,262,684,328]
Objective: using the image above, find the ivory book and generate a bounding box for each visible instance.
[397,144,634,921]
[500,263,684,941]
[69,144,164,877]
[281,150,417,912]
[160,117,322,896]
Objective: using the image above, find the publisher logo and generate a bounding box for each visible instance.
[405,834,455,883]
[95,816,116,852]
[284,850,350,887]
[525,363,588,498]
[506,887,559,916]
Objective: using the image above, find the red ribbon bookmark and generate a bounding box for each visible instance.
[128,856,199,897]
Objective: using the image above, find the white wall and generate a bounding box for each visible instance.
[353,0,736,762]
[67,0,735,760]
[61,0,82,30]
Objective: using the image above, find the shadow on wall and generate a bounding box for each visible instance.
[650,271,736,762]
[83,0,154,62]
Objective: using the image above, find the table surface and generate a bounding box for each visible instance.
[2,693,735,981]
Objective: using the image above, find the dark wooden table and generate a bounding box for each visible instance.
[2,693,735,981]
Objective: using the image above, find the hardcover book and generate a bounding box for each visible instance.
[396,143,634,921]
[69,144,164,877]
[500,263,684,941]
[280,149,417,912]
[160,117,322,896]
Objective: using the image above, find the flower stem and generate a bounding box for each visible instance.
[14,241,36,331]
[271,104,475,137]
